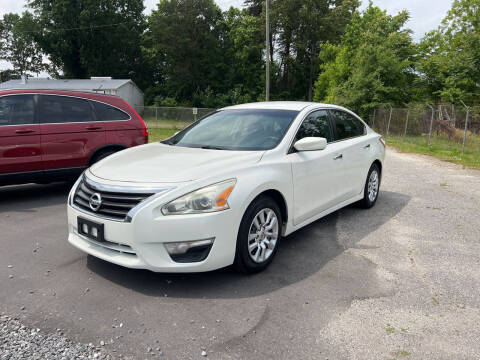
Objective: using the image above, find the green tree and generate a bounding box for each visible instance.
[418,0,480,103]
[0,12,46,76]
[222,7,264,101]
[314,4,416,116]
[27,0,147,86]
[246,0,358,101]
[146,0,225,103]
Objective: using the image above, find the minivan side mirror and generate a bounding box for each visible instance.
[293,137,327,151]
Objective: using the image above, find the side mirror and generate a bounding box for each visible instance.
[293,137,327,151]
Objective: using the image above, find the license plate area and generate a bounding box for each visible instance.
[78,217,105,243]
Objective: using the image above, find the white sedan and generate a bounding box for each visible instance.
[67,102,385,273]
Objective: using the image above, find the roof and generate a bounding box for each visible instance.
[221,101,341,112]
[0,77,134,91]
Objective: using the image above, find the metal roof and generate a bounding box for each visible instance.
[0,77,133,91]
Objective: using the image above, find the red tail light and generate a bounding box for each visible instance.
[140,118,149,140]
[379,137,386,148]
[123,100,148,141]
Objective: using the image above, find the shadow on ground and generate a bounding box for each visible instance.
[86,190,410,299]
[0,182,73,212]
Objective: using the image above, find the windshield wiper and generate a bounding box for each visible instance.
[200,145,225,150]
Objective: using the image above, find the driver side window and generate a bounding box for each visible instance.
[295,110,333,142]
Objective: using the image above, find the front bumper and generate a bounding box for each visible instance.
[67,202,239,273]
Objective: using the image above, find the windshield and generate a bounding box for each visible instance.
[163,109,299,151]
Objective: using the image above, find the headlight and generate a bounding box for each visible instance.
[161,179,236,215]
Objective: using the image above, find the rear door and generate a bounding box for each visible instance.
[329,109,370,201]
[38,94,106,171]
[0,94,42,176]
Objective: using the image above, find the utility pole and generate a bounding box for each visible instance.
[265,0,270,101]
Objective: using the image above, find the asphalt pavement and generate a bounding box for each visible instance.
[1,148,479,359]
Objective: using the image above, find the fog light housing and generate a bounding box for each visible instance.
[164,238,214,263]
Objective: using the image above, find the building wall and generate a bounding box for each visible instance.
[116,83,144,112]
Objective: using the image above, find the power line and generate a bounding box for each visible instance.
[6,21,133,34]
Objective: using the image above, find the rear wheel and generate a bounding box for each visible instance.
[234,196,282,274]
[358,163,380,209]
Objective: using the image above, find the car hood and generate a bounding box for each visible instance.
[89,143,264,183]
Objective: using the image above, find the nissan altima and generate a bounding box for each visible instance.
[67,102,385,273]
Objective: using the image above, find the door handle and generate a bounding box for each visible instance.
[363,144,371,149]
[86,126,102,130]
[333,154,343,160]
[15,129,35,134]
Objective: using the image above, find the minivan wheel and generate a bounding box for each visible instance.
[234,196,282,274]
[91,149,117,165]
[359,163,380,209]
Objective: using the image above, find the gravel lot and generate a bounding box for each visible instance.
[1,148,479,359]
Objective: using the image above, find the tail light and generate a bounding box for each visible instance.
[379,137,386,148]
[140,118,149,140]
[123,100,148,141]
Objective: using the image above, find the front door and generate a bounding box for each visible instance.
[290,109,343,226]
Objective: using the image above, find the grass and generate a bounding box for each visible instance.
[145,119,192,143]
[148,128,177,143]
[386,134,480,169]
[144,118,193,129]
[386,326,396,334]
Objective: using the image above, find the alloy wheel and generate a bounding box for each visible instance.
[368,170,379,202]
[247,208,279,263]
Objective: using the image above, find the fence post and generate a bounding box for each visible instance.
[193,107,198,122]
[402,103,410,141]
[459,100,469,154]
[386,104,392,136]
[155,107,158,122]
[372,108,376,128]
[452,104,456,127]
[427,104,434,146]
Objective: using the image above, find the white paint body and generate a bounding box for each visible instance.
[67,102,385,272]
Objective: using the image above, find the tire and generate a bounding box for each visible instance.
[90,149,117,165]
[358,163,381,209]
[233,196,282,274]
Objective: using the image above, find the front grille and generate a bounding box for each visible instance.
[73,178,154,221]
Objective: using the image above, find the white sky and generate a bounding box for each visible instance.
[0,0,454,72]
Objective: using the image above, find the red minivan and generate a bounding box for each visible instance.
[0,90,148,186]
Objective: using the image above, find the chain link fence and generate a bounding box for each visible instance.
[368,103,480,156]
[137,106,216,130]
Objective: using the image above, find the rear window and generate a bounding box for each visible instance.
[38,95,93,123]
[330,110,366,140]
[0,95,35,126]
[93,101,130,121]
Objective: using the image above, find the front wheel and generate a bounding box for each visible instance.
[233,196,282,274]
[358,163,380,209]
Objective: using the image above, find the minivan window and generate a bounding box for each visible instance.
[93,101,130,121]
[39,95,93,124]
[295,110,333,142]
[330,110,365,140]
[0,95,35,126]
